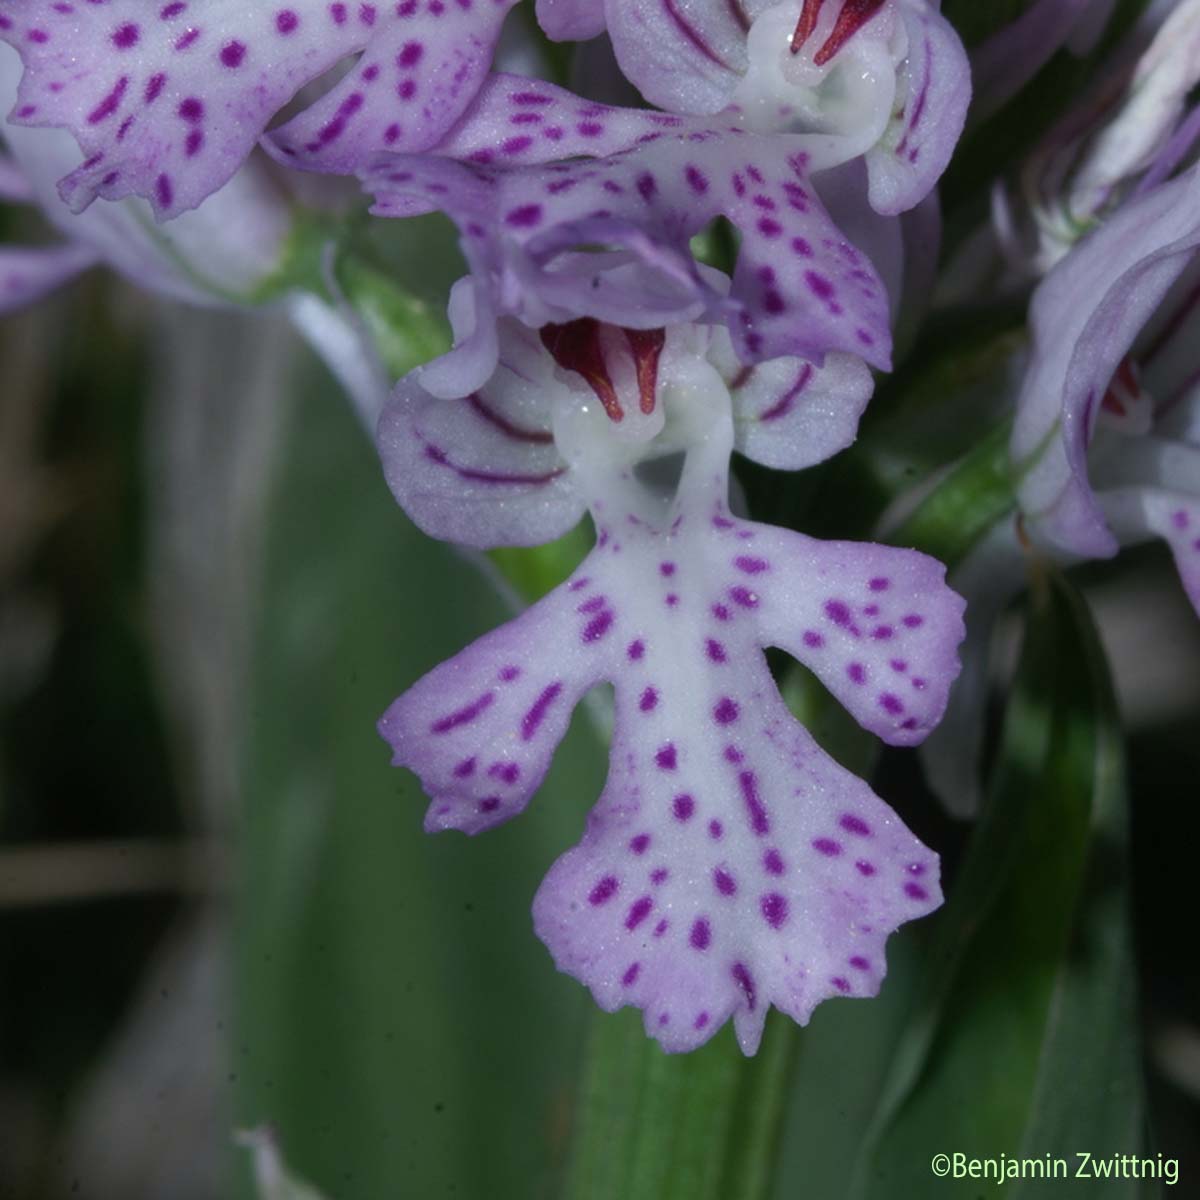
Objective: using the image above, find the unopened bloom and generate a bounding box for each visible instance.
[0,0,519,217]
[377,315,965,1052]
[1012,159,1200,616]
[536,0,970,215]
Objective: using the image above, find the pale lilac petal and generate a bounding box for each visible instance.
[0,0,516,218]
[434,73,687,166]
[736,526,966,746]
[865,0,970,216]
[535,0,608,41]
[0,241,97,311]
[533,653,941,1054]
[1012,162,1200,558]
[605,0,772,115]
[1101,487,1200,619]
[363,129,893,378]
[715,341,876,470]
[382,329,962,1053]
[378,320,586,548]
[380,581,607,836]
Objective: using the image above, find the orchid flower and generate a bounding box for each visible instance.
[362,118,894,398]
[535,0,970,215]
[376,313,965,1052]
[0,0,519,218]
[1012,159,1200,617]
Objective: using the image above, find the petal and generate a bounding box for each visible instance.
[377,318,586,548]
[0,241,97,310]
[604,0,772,115]
[1011,162,1200,558]
[533,654,940,1054]
[715,341,876,470]
[535,0,608,41]
[362,128,893,373]
[0,0,515,218]
[434,72,689,166]
[379,576,608,836]
[730,525,966,746]
[864,0,970,216]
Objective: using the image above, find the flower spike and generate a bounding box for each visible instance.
[378,319,964,1052]
[0,0,518,218]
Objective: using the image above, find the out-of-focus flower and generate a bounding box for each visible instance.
[362,114,894,398]
[376,315,964,1052]
[535,0,970,215]
[0,45,295,307]
[1011,159,1200,616]
[0,0,520,218]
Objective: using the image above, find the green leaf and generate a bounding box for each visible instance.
[851,571,1143,1199]
[233,357,608,1199]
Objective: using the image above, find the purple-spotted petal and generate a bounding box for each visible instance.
[434,72,688,166]
[380,582,607,836]
[535,0,608,41]
[719,344,876,470]
[1012,161,1200,558]
[378,317,585,548]
[533,651,940,1054]
[730,526,966,745]
[0,0,517,218]
[865,0,970,216]
[1102,488,1200,619]
[604,0,769,115]
[363,127,892,380]
[0,240,97,310]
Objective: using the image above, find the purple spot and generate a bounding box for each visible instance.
[849,955,870,971]
[735,555,768,574]
[869,577,890,592]
[625,896,653,930]
[731,963,756,1010]
[763,849,785,875]
[630,833,650,855]
[651,868,669,885]
[908,862,927,876]
[685,165,708,194]
[655,744,678,770]
[178,96,204,122]
[904,882,929,901]
[902,613,924,628]
[706,638,727,663]
[488,762,520,785]
[589,875,619,905]
[628,639,645,661]
[855,860,876,877]
[654,919,669,937]
[803,630,824,648]
[521,682,563,740]
[639,687,659,713]
[872,625,894,641]
[812,838,842,857]
[730,586,758,608]
[431,691,495,735]
[505,203,543,228]
[479,796,501,813]
[220,40,247,67]
[760,892,788,928]
[453,757,476,779]
[714,867,737,896]
[713,697,740,725]
[708,819,724,841]
[831,976,851,994]
[694,1012,710,1030]
[112,22,139,48]
[689,918,711,950]
[499,665,521,682]
[398,39,424,66]
[879,693,904,716]
[622,962,640,986]
[839,814,871,836]
[673,793,696,821]
[712,603,731,622]
[825,600,851,626]
[739,771,769,836]
[583,611,614,642]
[276,9,299,33]
[847,662,866,685]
